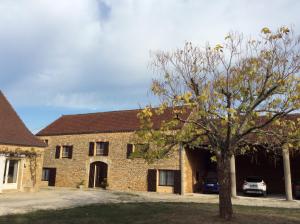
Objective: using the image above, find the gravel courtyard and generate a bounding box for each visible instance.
[1,188,300,216]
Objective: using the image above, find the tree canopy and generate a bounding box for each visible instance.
[136,26,300,158]
[135,26,300,220]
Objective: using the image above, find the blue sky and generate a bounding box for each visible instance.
[1,0,300,133]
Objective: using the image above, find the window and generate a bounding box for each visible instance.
[42,168,50,181]
[95,142,109,156]
[61,146,73,159]
[135,144,149,153]
[126,143,149,158]
[159,170,174,186]
[3,159,19,184]
[44,139,49,146]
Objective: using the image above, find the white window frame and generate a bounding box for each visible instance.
[3,159,19,189]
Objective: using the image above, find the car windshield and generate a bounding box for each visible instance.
[205,178,218,183]
[246,177,263,182]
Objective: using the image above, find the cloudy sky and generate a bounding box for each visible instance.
[1,0,300,132]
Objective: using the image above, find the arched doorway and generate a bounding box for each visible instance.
[88,161,108,188]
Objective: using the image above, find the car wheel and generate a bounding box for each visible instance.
[263,191,267,197]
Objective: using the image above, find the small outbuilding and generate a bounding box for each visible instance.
[0,91,45,193]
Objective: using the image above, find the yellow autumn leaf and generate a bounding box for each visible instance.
[280,26,290,34]
[277,79,285,85]
[226,108,236,114]
[183,92,192,103]
[214,44,223,51]
[261,27,271,34]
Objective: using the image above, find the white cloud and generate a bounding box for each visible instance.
[1,0,300,110]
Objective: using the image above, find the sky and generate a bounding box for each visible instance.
[1,0,300,133]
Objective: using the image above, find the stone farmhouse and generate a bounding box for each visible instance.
[0,91,45,193]
[37,109,182,193]
[37,109,300,195]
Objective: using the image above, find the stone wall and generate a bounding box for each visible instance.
[0,144,44,192]
[184,149,217,194]
[39,132,180,192]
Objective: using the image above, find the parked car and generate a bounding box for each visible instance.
[203,177,219,194]
[293,180,300,199]
[243,176,267,196]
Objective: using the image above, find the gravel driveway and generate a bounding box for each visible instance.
[1,187,299,216]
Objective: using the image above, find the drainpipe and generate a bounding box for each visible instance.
[230,155,237,198]
[179,144,185,195]
[282,144,293,201]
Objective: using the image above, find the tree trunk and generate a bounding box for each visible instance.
[217,153,233,220]
[230,155,237,198]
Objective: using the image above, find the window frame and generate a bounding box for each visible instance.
[62,146,72,158]
[96,142,105,156]
[42,168,50,181]
[95,141,109,156]
[158,170,175,187]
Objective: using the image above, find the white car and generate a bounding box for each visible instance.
[243,176,267,196]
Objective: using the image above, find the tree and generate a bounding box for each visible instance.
[135,26,300,220]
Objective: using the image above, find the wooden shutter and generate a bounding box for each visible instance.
[48,168,56,186]
[55,146,61,159]
[89,142,94,156]
[174,170,181,194]
[104,142,109,156]
[68,146,73,159]
[88,163,95,188]
[127,144,133,158]
[147,169,157,192]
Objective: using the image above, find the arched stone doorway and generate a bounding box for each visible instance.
[88,161,108,188]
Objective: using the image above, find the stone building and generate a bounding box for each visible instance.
[0,91,45,193]
[37,109,300,195]
[37,109,182,193]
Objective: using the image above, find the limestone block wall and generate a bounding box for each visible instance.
[40,132,180,192]
[184,149,194,193]
[0,144,44,192]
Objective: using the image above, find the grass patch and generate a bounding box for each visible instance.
[0,202,299,224]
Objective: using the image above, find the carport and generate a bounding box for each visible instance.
[181,146,300,199]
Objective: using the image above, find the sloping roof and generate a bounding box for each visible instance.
[37,108,185,136]
[0,91,45,147]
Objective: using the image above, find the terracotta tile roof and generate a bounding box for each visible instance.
[0,91,46,147]
[37,108,187,136]
[37,101,300,139]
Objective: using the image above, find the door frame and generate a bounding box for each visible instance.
[88,161,108,188]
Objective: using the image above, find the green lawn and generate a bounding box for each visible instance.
[0,203,300,224]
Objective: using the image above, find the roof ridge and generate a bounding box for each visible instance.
[61,107,144,117]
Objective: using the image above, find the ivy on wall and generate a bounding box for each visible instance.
[0,147,41,187]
